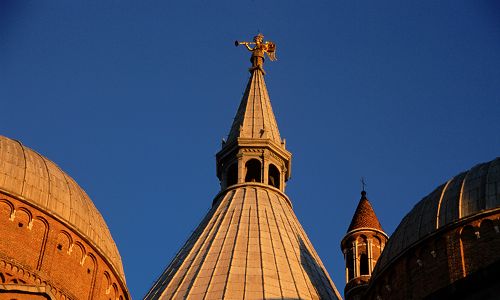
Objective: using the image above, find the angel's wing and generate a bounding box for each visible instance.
[265,42,277,61]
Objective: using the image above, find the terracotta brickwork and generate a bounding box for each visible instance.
[0,191,128,300]
[365,212,500,300]
[347,193,383,232]
[342,192,388,300]
[342,229,388,300]
[0,292,50,299]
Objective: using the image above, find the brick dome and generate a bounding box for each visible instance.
[373,157,500,277]
[0,135,125,281]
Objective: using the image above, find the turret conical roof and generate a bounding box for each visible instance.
[347,191,383,232]
[227,69,282,145]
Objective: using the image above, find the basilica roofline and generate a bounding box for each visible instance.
[0,186,129,292]
[370,206,500,283]
[211,182,293,208]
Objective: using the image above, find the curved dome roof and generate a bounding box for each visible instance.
[146,183,342,299]
[0,135,125,281]
[374,157,500,276]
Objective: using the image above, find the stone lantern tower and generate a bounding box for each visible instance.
[215,62,291,193]
[341,191,388,300]
[145,34,342,300]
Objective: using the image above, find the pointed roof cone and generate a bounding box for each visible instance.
[145,186,342,299]
[146,50,341,299]
[146,39,341,299]
[227,69,282,145]
[347,191,384,232]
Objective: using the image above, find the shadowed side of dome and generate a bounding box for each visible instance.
[0,135,127,288]
[373,157,500,275]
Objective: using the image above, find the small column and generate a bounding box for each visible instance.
[344,249,349,283]
[263,153,269,185]
[354,240,359,278]
[281,166,286,192]
[368,238,373,274]
[237,155,244,184]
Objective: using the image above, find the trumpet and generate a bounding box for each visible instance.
[234,40,256,47]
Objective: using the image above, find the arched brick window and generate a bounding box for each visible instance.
[358,237,369,275]
[360,253,369,275]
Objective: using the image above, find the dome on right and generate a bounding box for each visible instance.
[366,157,500,300]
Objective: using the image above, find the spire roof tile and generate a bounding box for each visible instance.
[227,69,282,145]
[347,191,384,232]
[145,185,341,299]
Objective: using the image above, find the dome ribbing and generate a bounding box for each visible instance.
[373,157,500,277]
[0,135,125,282]
[146,184,340,299]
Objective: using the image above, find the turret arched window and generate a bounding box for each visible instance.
[245,159,262,183]
[346,248,355,281]
[268,164,280,189]
[358,237,369,275]
[360,253,369,275]
[226,163,238,187]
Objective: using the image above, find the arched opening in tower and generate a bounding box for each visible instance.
[360,253,369,275]
[359,238,369,275]
[268,164,280,189]
[245,159,262,183]
[226,163,238,186]
[346,248,354,281]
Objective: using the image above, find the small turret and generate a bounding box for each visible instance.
[341,191,388,300]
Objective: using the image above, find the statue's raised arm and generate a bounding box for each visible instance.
[235,33,277,74]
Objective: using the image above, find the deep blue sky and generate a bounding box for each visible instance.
[1,1,499,298]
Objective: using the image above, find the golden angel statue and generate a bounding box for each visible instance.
[235,33,277,73]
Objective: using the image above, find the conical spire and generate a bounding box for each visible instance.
[216,67,291,191]
[227,69,282,145]
[145,35,342,299]
[347,191,383,232]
